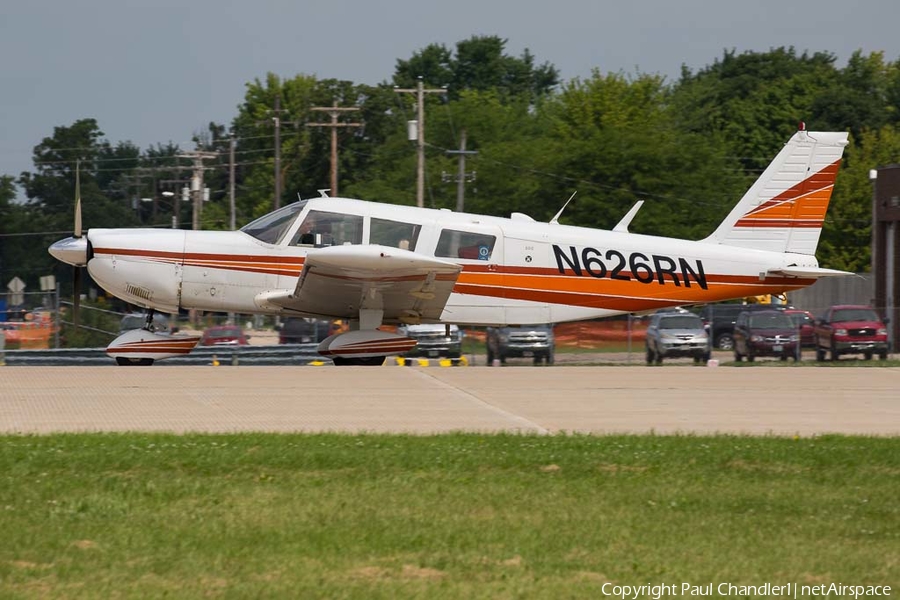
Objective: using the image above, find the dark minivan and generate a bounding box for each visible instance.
[698,303,788,350]
[732,310,799,362]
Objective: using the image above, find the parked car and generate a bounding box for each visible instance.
[784,309,816,348]
[732,310,799,362]
[698,303,788,350]
[119,312,170,334]
[645,311,710,364]
[200,324,249,346]
[277,318,339,344]
[814,305,889,361]
[399,323,463,358]
[486,324,555,365]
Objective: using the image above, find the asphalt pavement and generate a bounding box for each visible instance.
[1,366,898,436]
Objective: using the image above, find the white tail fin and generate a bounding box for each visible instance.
[703,128,849,255]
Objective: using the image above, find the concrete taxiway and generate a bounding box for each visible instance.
[1,366,898,436]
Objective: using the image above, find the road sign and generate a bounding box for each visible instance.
[7,277,25,306]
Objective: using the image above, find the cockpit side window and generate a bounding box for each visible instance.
[370,218,421,250]
[435,229,496,260]
[240,201,307,244]
[289,210,363,247]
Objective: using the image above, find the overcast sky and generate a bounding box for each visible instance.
[2,0,899,190]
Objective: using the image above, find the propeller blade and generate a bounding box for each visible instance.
[73,266,82,328]
[73,160,83,329]
[74,161,82,238]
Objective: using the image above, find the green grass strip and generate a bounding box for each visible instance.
[0,433,898,598]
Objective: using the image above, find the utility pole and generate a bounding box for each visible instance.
[308,103,361,197]
[177,151,217,230]
[120,173,143,220]
[443,129,477,212]
[273,95,282,209]
[395,79,445,207]
[256,96,289,209]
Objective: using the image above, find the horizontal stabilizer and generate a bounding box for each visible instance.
[766,266,852,278]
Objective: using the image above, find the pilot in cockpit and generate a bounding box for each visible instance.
[293,214,323,246]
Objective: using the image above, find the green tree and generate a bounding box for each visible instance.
[545,70,746,239]
[392,43,454,89]
[810,51,896,140]
[820,125,900,271]
[20,119,137,229]
[425,89,558,218]
[394,35,559,102]
[0,176,25,286]
[231,73,321,219]
[673,47,838,171]
[17,119,138,295]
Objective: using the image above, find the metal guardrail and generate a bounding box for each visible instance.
[1,344,322,367]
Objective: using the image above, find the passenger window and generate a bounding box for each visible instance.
[435,229,496,261]
[290,210,363,247]
[370,218,421,251]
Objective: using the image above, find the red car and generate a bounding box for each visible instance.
[814,305,888,361]
[200,325,250,346]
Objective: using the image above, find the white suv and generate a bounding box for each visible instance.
[645,312,709,365]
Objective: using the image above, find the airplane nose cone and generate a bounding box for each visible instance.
[49,236,88,266]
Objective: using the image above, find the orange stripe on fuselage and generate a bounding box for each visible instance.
[92,248,306,277]
[454,269,813,309]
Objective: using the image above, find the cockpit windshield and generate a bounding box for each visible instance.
[240,200,307,244]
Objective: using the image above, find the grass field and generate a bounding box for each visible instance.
[1,434,898,598]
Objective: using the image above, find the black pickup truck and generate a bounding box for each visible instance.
[486,324,555,365]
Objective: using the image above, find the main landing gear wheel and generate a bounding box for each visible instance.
[332,356,386,366]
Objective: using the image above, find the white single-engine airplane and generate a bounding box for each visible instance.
[50,126,850,365]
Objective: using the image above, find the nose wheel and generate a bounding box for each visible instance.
[115,357,155,366]
[332,356,386,366]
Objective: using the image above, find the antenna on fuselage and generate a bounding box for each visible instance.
[318,189,331,198]
[550,192,577,225]
[612,200,644,233]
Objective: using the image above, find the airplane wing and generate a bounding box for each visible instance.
[255,245,462,323]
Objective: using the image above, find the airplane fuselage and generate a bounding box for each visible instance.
[85,197,818,326]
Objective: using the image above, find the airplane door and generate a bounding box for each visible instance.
[436,222,505,324]
[503,235,551,324]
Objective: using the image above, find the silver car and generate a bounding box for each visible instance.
[645,312,710,365]
[398,324,463,359]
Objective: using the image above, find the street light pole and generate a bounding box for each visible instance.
[161,191,176,228]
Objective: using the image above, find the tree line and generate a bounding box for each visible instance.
[2,36,900,298]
